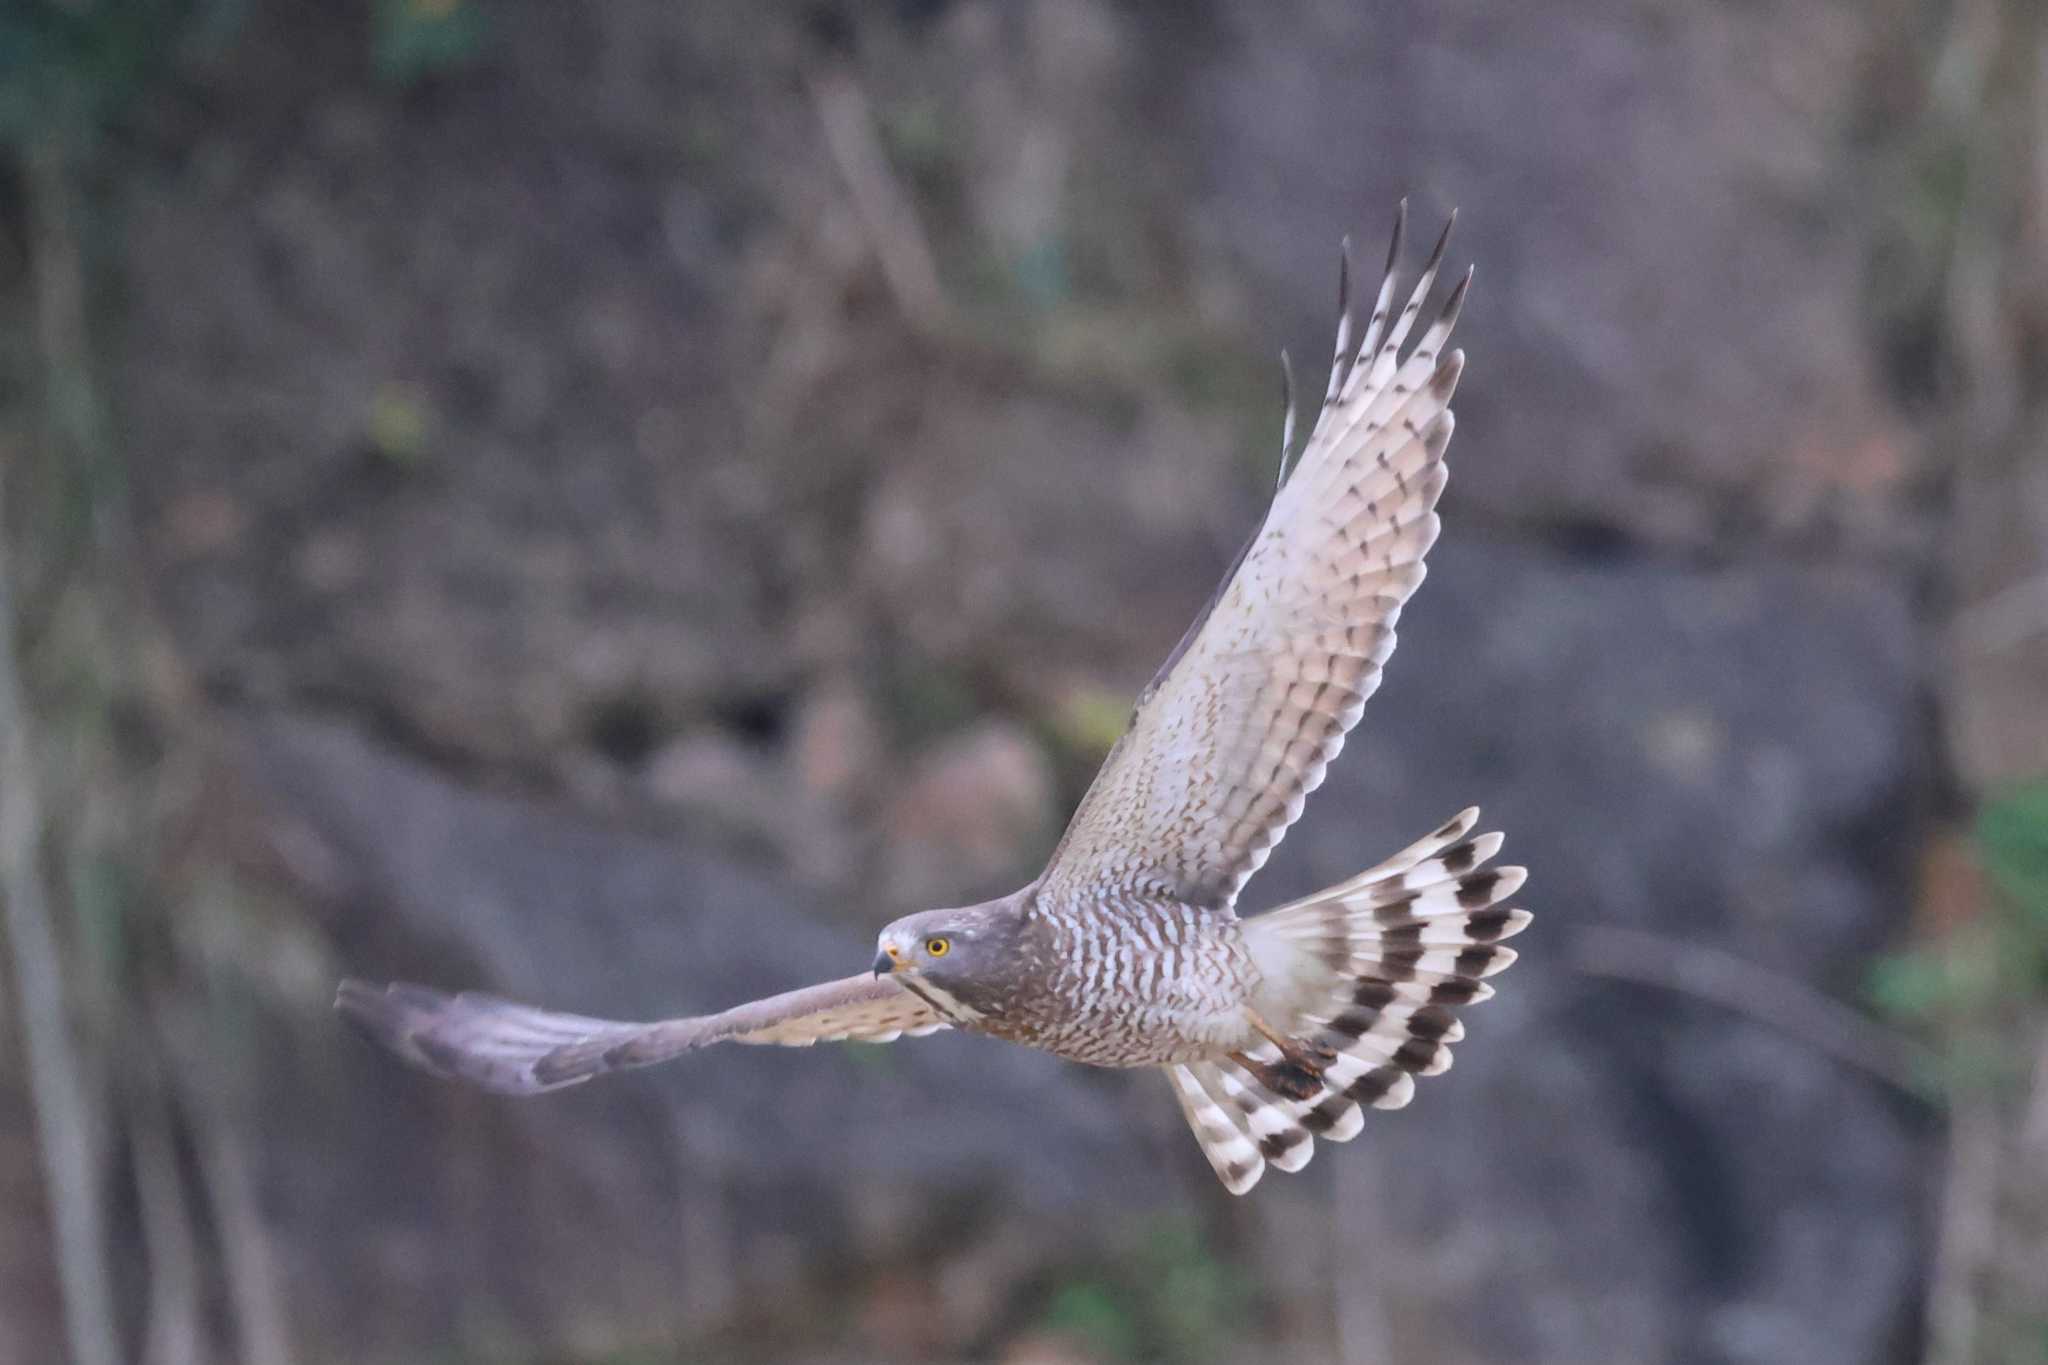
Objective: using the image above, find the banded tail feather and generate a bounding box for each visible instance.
[1170,808,1530,1194]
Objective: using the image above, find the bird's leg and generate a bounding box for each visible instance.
[1245,1007,1338,1068]
[1232,1008,1339,1101]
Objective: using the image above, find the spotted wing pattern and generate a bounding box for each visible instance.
[336,973,948,1095]
[1039,207,1470,916]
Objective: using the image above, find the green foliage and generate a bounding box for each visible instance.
[1036,1215,1253,1363]
[1048,685,1130,764]
[1978,778,2048,927]
[838,1039,903,1077]
[1966,779,2048,1017]
[1864,936,2000,1028]
[64,849,135,987]
[371,0,490,88]
[0,0,491,155]
[875,649,983,748]
[1862,777,2048,1354]
[1866,780,2048,1094]
[366,380,437,469]
[877,97,953,178]
[1157,329,1290,492]
[1140,1216,1255,1362]
[1042,1279,1144,1361]
[0,0,234,151]
[1011,238,1071,310]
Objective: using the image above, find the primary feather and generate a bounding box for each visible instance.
[1036,202,1471,918]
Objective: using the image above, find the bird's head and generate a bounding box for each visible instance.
[872,897,1025,1001]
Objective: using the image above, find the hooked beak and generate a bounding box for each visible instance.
[873,942,906,977]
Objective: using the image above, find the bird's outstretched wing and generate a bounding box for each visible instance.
[336,973,949,1095]
[1039,205,1470,916]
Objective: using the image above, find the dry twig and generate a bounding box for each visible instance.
[1567,925,1935,1098]
[807,65,953,338]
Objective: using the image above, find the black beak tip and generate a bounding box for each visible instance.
[872,951,894,978]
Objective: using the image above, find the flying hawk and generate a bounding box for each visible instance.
[338,204,1529,1194]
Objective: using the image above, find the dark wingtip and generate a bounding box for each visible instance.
[1439,265,1474,327]
[1385,199,1409,273]
[1424,210,1456,274]
[1335,236,1352,316]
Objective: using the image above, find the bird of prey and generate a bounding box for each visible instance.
[338,204,1529,1194]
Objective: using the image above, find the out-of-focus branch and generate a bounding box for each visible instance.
[0,565,123,1365]
[1,154,120,1365]
[1928,5,2048,1355]
[1954,568,2048,652]
[808,65,953,338]
[132,1071,201,1365]
[1923,918,2010,1365]
[1927,1095,1997,1365]
[158,982,295,1365]
[191,1099,295,1365]
[0,142,123,1365]
[1567,926,1936,1098]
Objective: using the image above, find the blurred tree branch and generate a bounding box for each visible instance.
[1569,926,1936,1098]
[1920,0,2048,1357]
[0,140,123,1365]
[808,64,954,338]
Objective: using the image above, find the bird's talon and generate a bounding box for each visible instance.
[1265,1059,1324,1102]
[1230,1048,1329,1102]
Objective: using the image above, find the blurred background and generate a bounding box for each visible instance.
[2,1,2046,1362]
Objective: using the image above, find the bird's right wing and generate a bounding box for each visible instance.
[1036,205,1469,918]
[336,973,949,1095]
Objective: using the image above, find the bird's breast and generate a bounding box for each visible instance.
[962,896,1254,1066]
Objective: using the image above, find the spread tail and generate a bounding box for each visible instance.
[1169,808,1529,1194]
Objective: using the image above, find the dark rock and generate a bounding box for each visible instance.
[1244,537,1929,1365]
[1186,0,1916,553]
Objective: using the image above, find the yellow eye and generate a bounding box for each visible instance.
[925,937,951,958]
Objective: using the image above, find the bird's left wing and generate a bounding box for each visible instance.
[336,973,949,1095]
[1038,206,1469,917]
